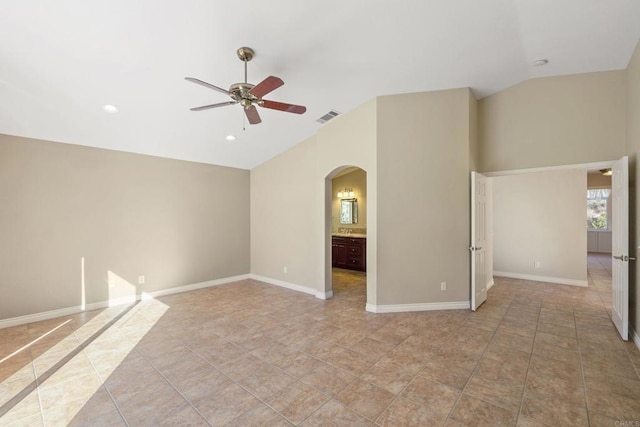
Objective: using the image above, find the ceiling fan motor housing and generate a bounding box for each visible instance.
[230,82,258,108]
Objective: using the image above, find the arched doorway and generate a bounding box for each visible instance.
[324,166,368,305]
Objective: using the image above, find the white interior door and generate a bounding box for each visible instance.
[612,156,630,340]
[471,172,488,311]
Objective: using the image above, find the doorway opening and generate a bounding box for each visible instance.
[480,157,629,340]
[586,169,614,312]
[325,166,368,305]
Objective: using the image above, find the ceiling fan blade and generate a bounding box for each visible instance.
[190,101,237,111]
[184,77,230,95]
[249,76,284,98]
[261,100,307,114]
[245,105,262,124]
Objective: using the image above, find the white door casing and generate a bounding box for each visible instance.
[471,172,488,311]
[611,156,630,341]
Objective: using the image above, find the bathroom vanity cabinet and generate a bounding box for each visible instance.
[332,236,366,271]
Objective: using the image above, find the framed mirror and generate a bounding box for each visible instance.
[340,198,358,224]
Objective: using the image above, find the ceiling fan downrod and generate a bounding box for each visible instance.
[236,47,254,84]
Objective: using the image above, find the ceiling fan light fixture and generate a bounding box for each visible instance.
[600,168,612,176]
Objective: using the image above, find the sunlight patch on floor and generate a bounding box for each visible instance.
[0,294,169,425]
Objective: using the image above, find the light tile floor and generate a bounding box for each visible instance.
[1,253,640,426]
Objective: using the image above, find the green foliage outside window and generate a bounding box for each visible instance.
[588,214,607,230]
[587,189,610,230]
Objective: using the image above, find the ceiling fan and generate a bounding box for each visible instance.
[185,47,306,125]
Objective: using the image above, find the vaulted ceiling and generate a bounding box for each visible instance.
[1,1,639,169]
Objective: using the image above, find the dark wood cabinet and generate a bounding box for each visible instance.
[332,237,347,268]
[332,236,366,271]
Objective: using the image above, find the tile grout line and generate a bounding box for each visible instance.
[296,320,411,426]
[120,327,215,426]
[293,312,457,425]
[33,356,45,427]
[82,344,131,427]
[2,306,138,425]
[574,306,592,427]
[443,295,528,426]
[366,313,465,426]
[132,312,340,426]
[515,297,542,426]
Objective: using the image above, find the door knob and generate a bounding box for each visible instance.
[613,255,637,261]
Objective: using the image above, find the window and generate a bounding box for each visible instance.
[587,189,610,230]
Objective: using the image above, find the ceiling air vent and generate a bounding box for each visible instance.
[316,110,340,124]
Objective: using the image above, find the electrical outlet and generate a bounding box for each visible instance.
[283,266,287,273]
[138,276,145,284]
[534,261,541,269]
[440,282,446,291]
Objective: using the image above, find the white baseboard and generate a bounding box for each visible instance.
[0,274,250,329]
[494,271,587,287]
[487,278,495,290]
[316,290,334,300]
[249,274,318,297]
[145,274,250,298]
[365,301,470,314]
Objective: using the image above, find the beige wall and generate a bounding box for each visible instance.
[492,170,587,284]
[250,99,378,302]
[587,172,612,188]
[479,71,627,172]
[627,39,640,334]
[376,88,475,305]
[0,134,250,320]
[6,49,637,321]
[252,89,476,308]
[332,169,367,233]
[250,136,323,290]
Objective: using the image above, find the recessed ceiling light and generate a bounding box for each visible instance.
[102,104,119,114]
[225,134,236,141]
[532,59,549,67]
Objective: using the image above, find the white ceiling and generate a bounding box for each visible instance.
[1,1,639,170]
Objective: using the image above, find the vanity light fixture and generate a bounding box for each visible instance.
[600,168,612,176]
[337,187,355,198]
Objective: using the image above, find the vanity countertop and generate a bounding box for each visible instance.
[332,233,367,238]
